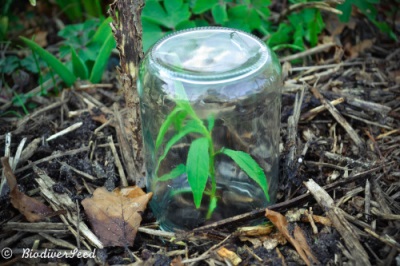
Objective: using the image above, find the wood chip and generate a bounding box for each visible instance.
[304,179,371,266]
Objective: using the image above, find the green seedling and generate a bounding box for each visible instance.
[20,17,116,86]
[154,81,270,219]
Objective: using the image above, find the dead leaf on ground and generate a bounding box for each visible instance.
[265,209,319,266]
[81,186,152,247]
[216,247,242,266]
[1,157,54,222]
[170,256,184,266]
[345,39,375,59]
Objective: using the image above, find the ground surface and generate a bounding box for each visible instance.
[0,4,400,266]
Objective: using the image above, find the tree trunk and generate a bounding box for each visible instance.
[109,0,145,187]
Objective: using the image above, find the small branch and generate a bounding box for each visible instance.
[310,86,365,150]
[280,43,336,62]
[46,122,83,142]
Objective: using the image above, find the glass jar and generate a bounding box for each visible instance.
[138,27,281,231]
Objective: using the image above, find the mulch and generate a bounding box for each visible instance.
[0,13,400,266]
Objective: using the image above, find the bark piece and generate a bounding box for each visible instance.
[304,179,371,266]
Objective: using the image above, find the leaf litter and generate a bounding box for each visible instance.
[81,186,152,247]
[0,2,399,265]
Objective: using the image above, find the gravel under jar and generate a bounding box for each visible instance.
[138,27,282,231]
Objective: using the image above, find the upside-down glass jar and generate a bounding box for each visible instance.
[138,27,281,231]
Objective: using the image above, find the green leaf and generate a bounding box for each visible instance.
[156,107,186,150]
[193,0,218,14]
[176,20,196,31]
[0,55,19,74]
[158,164,186,181]
[207,114,215,132]
[71,47,89,80]
[206,196,218,219]
[267,23,293,48]
[305,9,324,47]
[142,0,190,29]
[54,0,83,21]
[20,37,76,86]
[89,32,116,83]
[82,0,103,18]
[212,4,228,24]
[221,148,269,201]
[187,138,210,208]
[0,16,8,41]
[156,120,205,172]
[142,20,166,52]
[90,17,112,44]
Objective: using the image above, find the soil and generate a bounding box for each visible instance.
[0,3,400,266]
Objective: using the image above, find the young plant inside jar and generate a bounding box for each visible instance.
[155,81,270,219]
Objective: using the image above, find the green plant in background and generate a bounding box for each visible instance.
[142,0,396,53]
[54,0,103,22]
[141,0,272,52]
[337,0,397,41]
[154,82,270,219]
[19,17,116,86]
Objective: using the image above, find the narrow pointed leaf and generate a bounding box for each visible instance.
[71,47,89,80]
[207,114,215,132]
[156,120,204,172]
[158,164,186,181]
[90,17,113,44]
[221,148,270,201]
[187,137,209,208]
[89,32,116,83]
[20,37,76,86]
[155,107,186,151]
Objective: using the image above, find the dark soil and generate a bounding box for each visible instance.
[0,3,400,266]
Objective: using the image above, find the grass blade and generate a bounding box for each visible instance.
[89,31,116,83]
[82,0,103,18]
[90,17,113,44]
[71,47,89,80]
[221,148,270,201]
[20,36,76,87]
[187,137,209,208]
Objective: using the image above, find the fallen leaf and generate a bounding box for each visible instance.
[345,39,374,59]
[262,231,287,250]
[266,209,319,266]
[236,224,274,237]
[170,255,184,266]
[216,247,242,266]
[1,157,53,222]
[82,186,152,247]
[239,236,263,248]
[293,225,319,264]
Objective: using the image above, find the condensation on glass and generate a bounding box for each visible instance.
[138,27,281,231]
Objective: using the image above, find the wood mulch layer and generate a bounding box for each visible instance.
[1,39,399,266]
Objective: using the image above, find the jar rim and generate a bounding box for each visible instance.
[149,27,270,84]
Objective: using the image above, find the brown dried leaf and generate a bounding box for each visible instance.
[170,256,184,266]
[266,209,316,266]
[293,225,319,264]
[216,247,242,266]
[81,186,152,247]
[1,157,53,222]
[345,39,374,59]
[236,224,274,236]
